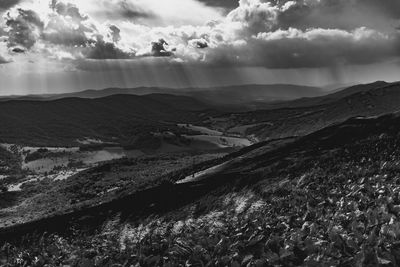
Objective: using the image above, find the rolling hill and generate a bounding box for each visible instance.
[0,94,214,146]
[212,81,400,140]
[264,81,391,109]
[0,81,398,148]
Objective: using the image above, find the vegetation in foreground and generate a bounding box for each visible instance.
[0,151,229,228]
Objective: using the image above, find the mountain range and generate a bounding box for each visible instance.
[0,84,325,110]
[0,81,399,147]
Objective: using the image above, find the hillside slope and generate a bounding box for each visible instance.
[265,81,390,109]
[0,94,214,146]
[215,82,400,140]
[2,113,400,265]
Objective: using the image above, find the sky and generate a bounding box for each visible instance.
[0,0,399,95]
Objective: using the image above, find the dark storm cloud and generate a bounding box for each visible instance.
[0,0,20,10]
[359,0,400,18]
[1,0,399,71]
[197,0,239,9]
[1,1,132,61]
[150,39,175,57]
[11,47,25,53]
[254,31,399,68]
[86,37,179,60]
[95,1,154,22]
[51,0,88,21]
[109,25,121,43]
[205,27,400,69]
[85,36,135,60]
[190,39,208,49]
[268,0,400,16]
[195,0,400,69]
[5,8,44,50]
[65,0,400,69]
[2,2,94,51]
[271,0,400,32]
[47,3,133,59]
[119,1,153,19]
[195,41,208,49]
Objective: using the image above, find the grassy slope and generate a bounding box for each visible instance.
[0,152,227,228]
[2,114,400,265]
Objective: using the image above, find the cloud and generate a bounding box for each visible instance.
[251,0,400,33]
[179,0,400,68]
[0,0,21,10]
[86,0,154,24]
[149,39,175,57]
[246,27,398,68]
[11,47,25,53]
[85,39,135,60]
[190,38,208,49]
[0,55,11,63]
[4,8,44,50]
[51,0,88,21]
[355,0,400,19]
[1,1,134,61]
[74,0,223,27]
[109,25,121,43]
[108,0,154,20]
[0,0,399,70]
[38,1,99,48]
[197,0,239,9]
[41,14,95,47]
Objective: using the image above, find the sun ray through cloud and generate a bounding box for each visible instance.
[0,0,398,94]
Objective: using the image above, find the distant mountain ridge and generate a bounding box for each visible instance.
[0,84,325,109]
[263,81,394,109]
[0,80,398,146]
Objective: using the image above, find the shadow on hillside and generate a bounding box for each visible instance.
[0,173,239,243]
[0,192,20,209]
